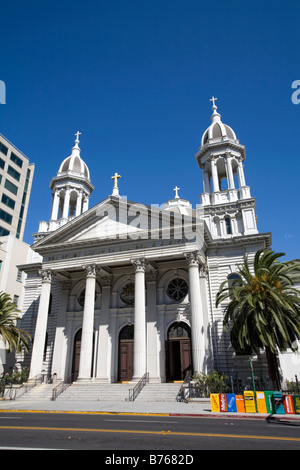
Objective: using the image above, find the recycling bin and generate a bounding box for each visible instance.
[210,394,220,412]
[226,393,237,412]
[219,393,228,412]
[284,395,295,414]
[244,391,257,413]
[264,391,275,414]
[256,391,267,413]
[273,391,285,414]
[292,395,300,414]
[236,394,245,413]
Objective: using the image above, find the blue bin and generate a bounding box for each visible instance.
[226,393,237,412]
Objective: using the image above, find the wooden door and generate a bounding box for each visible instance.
[72,329,82,381]
[180,340,192,378]
[119,341,133,381]
[167,322,192,381]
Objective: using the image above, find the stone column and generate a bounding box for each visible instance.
[50,190,60,221]
[82,195,89,213]
[29,270,52,379]
[51,280,71,381]
[185,251,205,374]
[78,265,97,381]
[237,160,246,187]
[211,158,220,192]
[226,155,235,190]
[75,190,83,217]
[202,170,211,193]
[62,187,70,219]
[131,258,147,380]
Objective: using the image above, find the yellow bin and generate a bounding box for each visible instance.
[256,391,267,413]
[244,391,256,413]
[210,394,220,412]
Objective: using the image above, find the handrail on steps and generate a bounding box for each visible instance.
[176,371,192,403]
[51,374,74,401]
[126,372,149,402]
[5,373,44,401]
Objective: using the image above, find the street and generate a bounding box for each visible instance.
[0,411,299,453]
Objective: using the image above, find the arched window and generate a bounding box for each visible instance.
[227,273,241,298]
[225,217,232,235]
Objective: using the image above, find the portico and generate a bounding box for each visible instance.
[27,208,209,384]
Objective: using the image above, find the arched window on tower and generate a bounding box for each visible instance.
[225,217,232,235]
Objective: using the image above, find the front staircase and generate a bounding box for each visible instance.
[13,381,183,403]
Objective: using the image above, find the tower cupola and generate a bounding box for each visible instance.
[196,98,258,239]
[35,132,94,239]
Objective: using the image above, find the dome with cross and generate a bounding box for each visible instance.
[201,97,238,146]
[58,131,90,179]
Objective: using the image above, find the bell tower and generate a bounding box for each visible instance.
[196,98,258,238]
[35,132,94,239]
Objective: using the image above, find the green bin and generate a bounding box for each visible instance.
[264,391,275,414]
[292,395,300,414]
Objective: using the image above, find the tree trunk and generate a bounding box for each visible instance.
[265,347,281,390]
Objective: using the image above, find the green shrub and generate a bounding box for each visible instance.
[192,370,229,397]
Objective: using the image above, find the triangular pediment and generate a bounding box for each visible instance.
[32,197,143,249]
[32,196,209,254]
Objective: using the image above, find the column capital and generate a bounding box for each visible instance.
[185,251,200,267]
[83,264,97,278]
[40,269,52,283]
[131,257,147,273]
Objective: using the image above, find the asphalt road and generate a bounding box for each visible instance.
[0,411,299,453]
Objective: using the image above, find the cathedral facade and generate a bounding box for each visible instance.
[19,101,279,385]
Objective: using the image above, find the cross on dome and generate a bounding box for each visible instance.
[173,185,180,198]
[74,131,81,144]
[209,96,217,108]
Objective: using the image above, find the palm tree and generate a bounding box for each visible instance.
[216,249,300,390]
[0,291,31,354]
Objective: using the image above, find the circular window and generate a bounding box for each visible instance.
[120,282,135,305]
[166,278,188,301]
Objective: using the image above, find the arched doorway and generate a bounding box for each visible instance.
[72,329,82,381]
[71,329,95,381]
[118,325,134,382]
[166,322,192,381]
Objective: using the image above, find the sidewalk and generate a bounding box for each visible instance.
[1,397,300,421]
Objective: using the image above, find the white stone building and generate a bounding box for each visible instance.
[18,100,297,386]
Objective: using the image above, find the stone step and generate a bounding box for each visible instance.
[17,384,55,401]
[135,383,182,402]
[57,383,132,401]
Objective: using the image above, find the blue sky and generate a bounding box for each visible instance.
[0,0,300,260]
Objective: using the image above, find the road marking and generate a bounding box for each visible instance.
[0,417,22,419]
[0,446,64,450]
[0,425,300,443]
[104,419,177,423]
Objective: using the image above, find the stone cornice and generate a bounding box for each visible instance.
[196,139,246,163]
[207,232,272,251]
